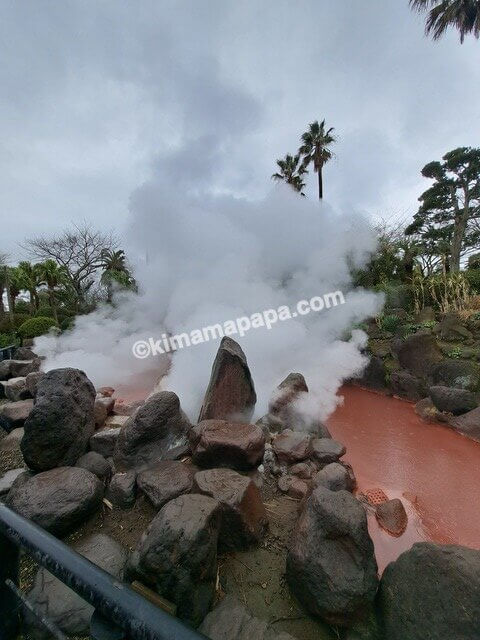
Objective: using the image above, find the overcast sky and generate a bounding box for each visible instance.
[1,0,479,260]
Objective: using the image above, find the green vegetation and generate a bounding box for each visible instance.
[17,316,58,339]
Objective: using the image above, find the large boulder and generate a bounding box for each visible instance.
[377,543,480,640]
[430,359,480,391]
[0,468,25,498]
[3,376,30,401]
[137,460,195,509]
[0,399,33,431]
[21,368,96,471]
[393,332,442,378]
[313,462,356,493]
[286,487,378,627]
[25,534,127,640]
[90,427,121,457]
[435,312,473,342]
[113,391,191,471]
[0,358,40,380]
[13,346,38,360]
[190,420,265,471]
[75,451,112,483]
[311,438,346,464]
[353,356,387,392]
[448,406,480,442]
[25,371,45,397]
[200,595,297,640]
[198,337,257,422]
[428,385,477,415]
[272,429,312,465]
[106,471,137,509]
[7,467,104,536]
[129,494,221,627]
[390,370,426,402]
[193,468,268,550]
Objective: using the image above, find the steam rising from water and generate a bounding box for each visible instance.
[36,177,382,422]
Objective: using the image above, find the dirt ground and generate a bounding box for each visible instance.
[1,432,335,640]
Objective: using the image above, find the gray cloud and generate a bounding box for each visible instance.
[1,0,479,257]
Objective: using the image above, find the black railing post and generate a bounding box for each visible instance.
[0,526,20,640]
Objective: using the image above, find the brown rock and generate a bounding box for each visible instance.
[94,396,115,427]
[448,406,480,442]
[97,386,115,397]
[0,399,33,430]
[198,337,256,422]
[311,438,346,464]
[272,429,312,465]
[393,332,442,378]
[415,397,447,423]
[193,468,267,550]
[375,499,408,536]
[113,398,143,416]
[137,461,195,509]
[190,420,265,471]
[278,475,309,499]
[289,460,319,480]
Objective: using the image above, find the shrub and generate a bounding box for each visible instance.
[464,268,480,294]
[35,306,55,319]
[378,314,404,334]
[0,333,18,348]
[17,316,58,339]
[14,300,31,314]
[0,313,31,334]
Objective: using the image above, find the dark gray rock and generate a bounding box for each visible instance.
[428,385,477,415]
[0,468,25,498]
[190,420,265,471]
[90,427,121,457]
[75,451,112,483]
[431,359,480,391]
[200,595,297,640]
[390,370,426,401]
[21,368,96,471]
[198,337,257,422]
[377,543,480,640]
[129,494,221,627]
[25,534,127,639]
[0,427,24,450]
[393,332,442,377]
[0,359,40,380]
[448,406,480,442]
[25,371,45,397]
[193,468,268,550]
[272,429,312,465]
[311,438,346,464]
[7,466,104,536]
[286,487,378,626]
[3,376,30,401]
[113,391,191,471]
[13,346,38,360]
[137,460,195,509]
[354,356,387,391]
[313,462,356,492]
[106,471,137,509]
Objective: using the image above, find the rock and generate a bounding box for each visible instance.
[7,467,104,536]
[193,468,268,550]
[0,399,33,431]
[435,311,473,342]
[198,337,257,422]
[21,368,96,471]
[431,359,480,391]
[286,487,378,627]
[354,356,387,391]
[313,462,356,492]
[0,359,11,380]
[129,494,221,627]
[375,499,408,536]
[138,461,195,509]
[393,332,442,378]
[25,371,45,397]
[3,376,30,401]
[415,397,448,423]
[113,391,191,471]
[428,385,477,415]
[90,427,121,457]
[97,386,115,396]
[272,429,312,465]
[414,306,435,323]
[199,595,297,640]
[0,469,25,498]
[94,396,114,427]
[104,414,130,429]
[190,420,265,471]
[289,460,319,480]
[390,370,426,401]
[262,443,283,476]
[10,358,40,378]
[75,451,112,483]
[278,475,309,499]
[113,398,143,415]
[0,427,24,450]
[311,438,346,464]
[13,346,37,360]
[377,543,480,640]
[25,534,127,639]
[106,471,137,509]
[268,373,329,435]
[448,406,480,442]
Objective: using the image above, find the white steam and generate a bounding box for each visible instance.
[36,178,382,422]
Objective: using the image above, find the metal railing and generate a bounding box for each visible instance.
[0,503,208,640]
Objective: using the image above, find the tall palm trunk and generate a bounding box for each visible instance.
[47,287,58,323]
[0,284,4,317]
[318,166,324,200]
[4,268,15,329]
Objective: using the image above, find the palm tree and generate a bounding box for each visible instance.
[299,120,336,200]
[6,267,21,316]
[410,0,480,42]
[38,260,65,323]
[100,249,130,303]
[272,153,307,195]
[18,261,42,313]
